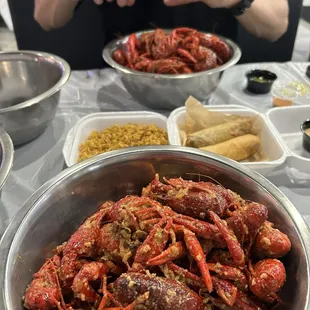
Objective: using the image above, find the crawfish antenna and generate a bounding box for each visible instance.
[114,32,123,39]
[185,172,224,188]
[149,22,159,29]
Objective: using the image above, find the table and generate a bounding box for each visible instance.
[1,62,310,236]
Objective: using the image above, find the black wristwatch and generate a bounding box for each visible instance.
[228,0,254,16]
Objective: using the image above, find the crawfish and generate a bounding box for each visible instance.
[198,33,231,64]
[112,272,205,310]
[123,33,140,69]
[24,255,62,310]
[140,32,155,56]
[59,201,114,287]
[163,262,261,309]
[249,259,286,303]
[142,174,234,219]
[112,49,127,66]
[72,261,109,304]
[252,221,291,259]
[151,29,183,60]
[178,35,217,71]
[135,58,191,74]
[226,201,268,245]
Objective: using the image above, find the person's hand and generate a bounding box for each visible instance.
[93,0,135,7]
[163,0,240,9]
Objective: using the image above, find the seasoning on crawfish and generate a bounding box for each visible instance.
[23,175,291,310]
[112,27,231,74]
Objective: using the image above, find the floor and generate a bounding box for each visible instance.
[0,17,309,62]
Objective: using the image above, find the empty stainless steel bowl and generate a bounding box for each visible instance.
[0,127,13,193]
[0,51,71,146]
[103,30,242,110]
[0,146,309,309]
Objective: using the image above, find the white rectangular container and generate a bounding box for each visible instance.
[63,111,168,167]
[267,105,310,174]
[167,105,287,174]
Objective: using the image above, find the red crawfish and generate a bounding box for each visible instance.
[59,201,114,287]
[226,201,269,245]
[112,272,205,310]
[112,49,127,66]
[252,221,291,259]
[161,262,263,309]
[249,258,286,303]
[24,255,63,310]
[134,58,192,74]
[198,33,231,64]
[177,34,217,71]
[142,174,235,220]
[151,29,183,60]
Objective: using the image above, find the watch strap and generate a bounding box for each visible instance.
[74,0,85,13]
[228,0,254,16]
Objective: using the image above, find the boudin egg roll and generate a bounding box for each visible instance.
[200,134,260,161]
[186,117,253,148]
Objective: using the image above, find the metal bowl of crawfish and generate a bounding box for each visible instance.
[103,28,242,110]
[0,146,309,310]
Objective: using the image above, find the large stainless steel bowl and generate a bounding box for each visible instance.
[103,30,241,110]
[0,146,309,309]
[0,51,71,146]
[0,127,13,193]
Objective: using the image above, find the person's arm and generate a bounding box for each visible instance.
[164,0,289,41]
[34,0,78,31]
[235,0,289,41]
[34,0,136,31]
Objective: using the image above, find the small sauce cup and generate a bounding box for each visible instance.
[246,70,278,94]
[272,86,297,107]
[301,119,310,153]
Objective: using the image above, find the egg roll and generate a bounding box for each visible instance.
[200,134,260,161]
[186,117,253,148]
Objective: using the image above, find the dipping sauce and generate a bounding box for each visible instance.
[301,120,310,153]
[250,76,273,83]
[272,87,297,107]
[288,81,310,96]
[246,69,278,95]
[273,97,293,107]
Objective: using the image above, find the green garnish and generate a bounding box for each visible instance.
[250,76,272,83]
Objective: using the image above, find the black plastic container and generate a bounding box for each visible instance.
[306,65,310,79]
[246,70,278,94]
[301,119,310,153]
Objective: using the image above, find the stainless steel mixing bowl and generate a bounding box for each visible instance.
[103,30,241,110]
[0,146,309,309]
[0,127,13,193]
[0,51,71,146]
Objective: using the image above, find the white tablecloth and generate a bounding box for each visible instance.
[1,62,310,236]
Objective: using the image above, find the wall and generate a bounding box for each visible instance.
[304,0,310,6]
